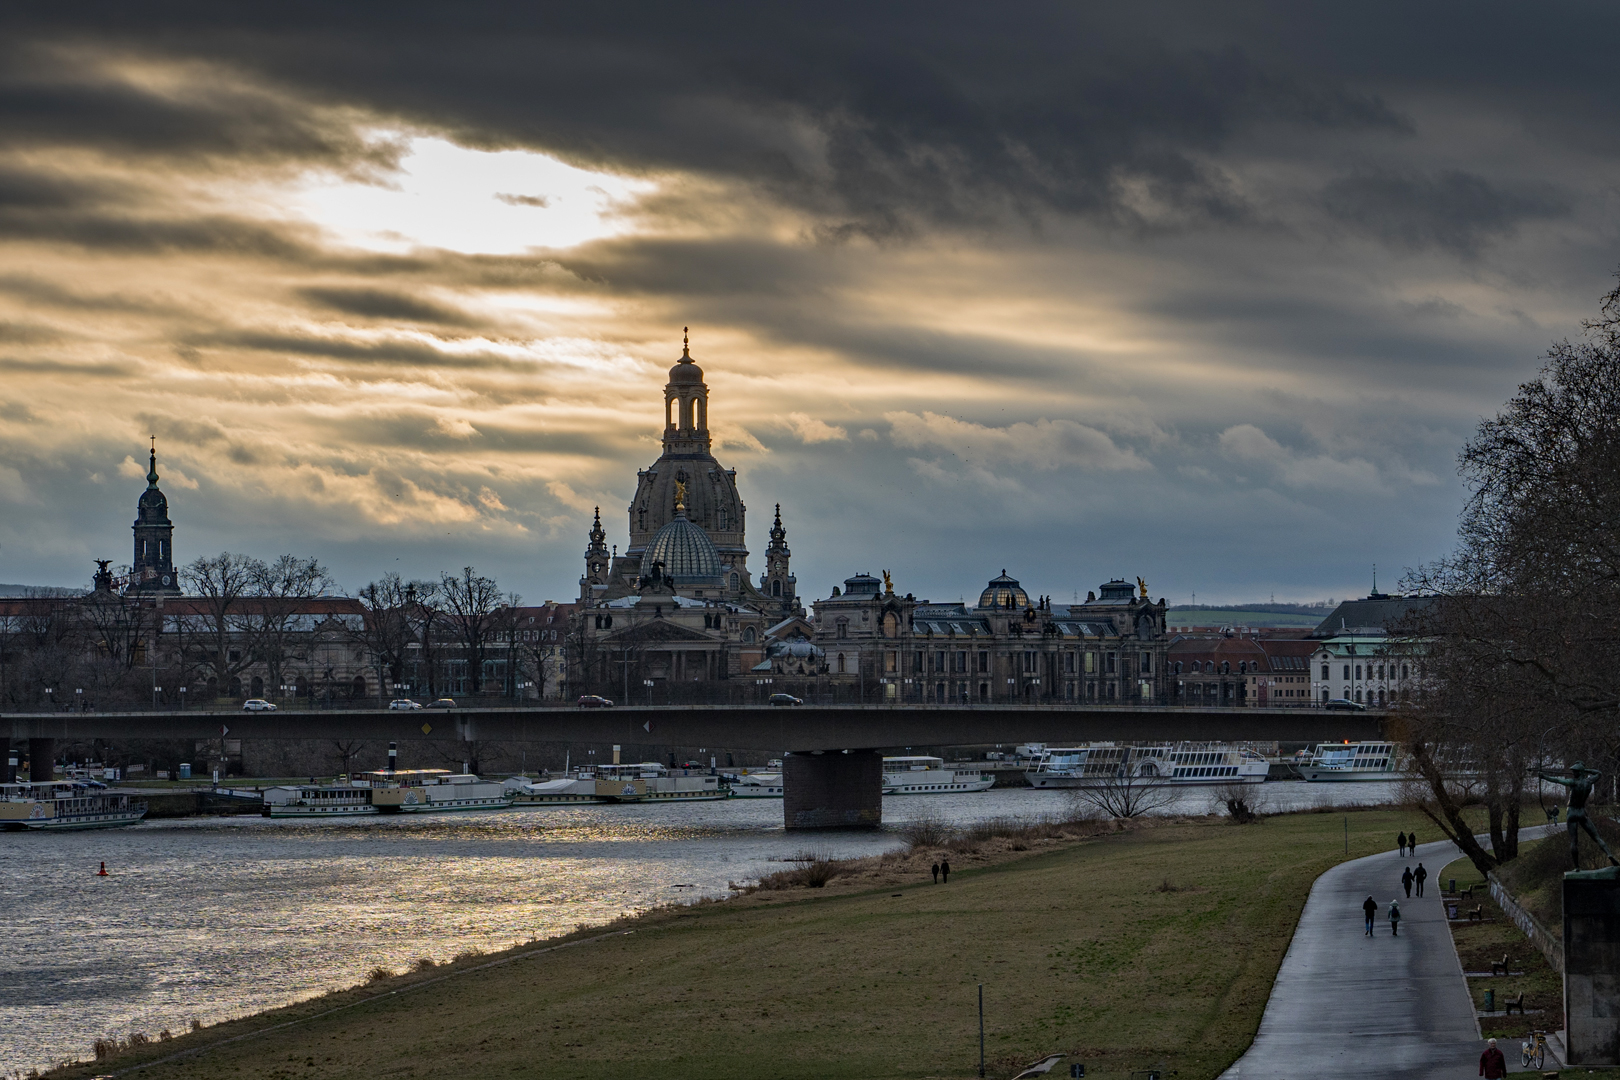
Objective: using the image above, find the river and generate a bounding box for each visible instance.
[0,780,1407,1074]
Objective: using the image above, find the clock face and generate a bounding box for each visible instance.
[162,575,171,585]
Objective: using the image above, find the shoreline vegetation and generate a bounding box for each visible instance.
[37,800,1457,1080]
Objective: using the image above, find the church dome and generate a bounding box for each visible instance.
[977,571,1030,610]
[641,511,722,586]
[668,355,705,384]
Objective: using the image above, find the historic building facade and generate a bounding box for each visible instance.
[571,333,805,700]
[752,570,1173,705]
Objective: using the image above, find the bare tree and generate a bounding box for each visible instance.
[247,555,335,698]
[439,567,507,696]
[352,573,423,706]
[177,552,262,697]
[1401,267,1620,875]
[1064,772,1181,819]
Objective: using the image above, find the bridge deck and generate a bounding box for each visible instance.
[6,704,1388,751]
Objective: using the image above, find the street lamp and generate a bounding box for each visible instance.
[75,688,82,712]
[178,686,186,710]
[44,687,53,711]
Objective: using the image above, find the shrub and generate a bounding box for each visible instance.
[366,966,393,983]
[412,957,437,972]
[897,810,956,849]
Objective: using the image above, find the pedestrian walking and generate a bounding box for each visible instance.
[1409,831,1418,850]
[931,862,939,884]
[1388,899,1401,936]
[1397,830,1408,856]
[1401,867,1414,897]
[941,858,950,883]
[1362,895,1378,936]
[1479,1038,1506,1078]
[1414,863,1427,897]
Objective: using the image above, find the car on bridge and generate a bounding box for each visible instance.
[1324,698,1368,711]
[768,693,804,706]
[576,695,614,708]
[242,699,277,712]
[424,698,457,710]
[388,699,423,710]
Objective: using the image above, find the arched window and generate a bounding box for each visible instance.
[836,619,848,639]
[1321,688,1329,703]
[1174,661,1182,674]
[743,626,756,644]
[1401,664,1409,679]
[1354,688,1362,703]
[1377,688,1386,706]
[836,653,846,673]
[772,579,781,597]
[730,573,739,592]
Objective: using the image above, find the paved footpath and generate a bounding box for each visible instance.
[1222,832,1548,1080]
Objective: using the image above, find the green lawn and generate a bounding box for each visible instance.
[54,810,1430,1080]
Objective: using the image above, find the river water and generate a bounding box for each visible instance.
[0,781,1405,1074]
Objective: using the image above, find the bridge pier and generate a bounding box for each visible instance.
[29,738,54,782]
[783,749,882,830]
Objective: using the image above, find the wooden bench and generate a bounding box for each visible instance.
[1467,905,1484,922]
[1491,954,1510,976]
[1503,991,1526,1015]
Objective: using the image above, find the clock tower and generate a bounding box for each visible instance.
[130,441,180,595]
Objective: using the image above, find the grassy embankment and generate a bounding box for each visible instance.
[46,807,1428,1080]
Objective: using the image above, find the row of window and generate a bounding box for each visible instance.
[1322,663,1412,681]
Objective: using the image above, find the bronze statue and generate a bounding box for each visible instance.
[1538,762,1619,869]
[882,570,894,595]
[1136,576,1148,599]
[673,479,687,512]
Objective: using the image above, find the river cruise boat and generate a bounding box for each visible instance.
[721,772,784,798]
[1302,741,1405,782]
[881,757,995,795]
[0,782,147,830]
[262,781,378,818]
[503,774,609,807]
[362,769,515,813]
[587,763,729,803]
[1024,743,1269,788]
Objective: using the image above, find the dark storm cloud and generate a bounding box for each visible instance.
[0,3,1425,235]
[298,286,478,327]
[1322,170,1570,257]
[198,329,556,374]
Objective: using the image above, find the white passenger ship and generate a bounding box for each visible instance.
[881,756,995,795]
[262,781,378,818]
[1024,743,1268,788]
[1302,741,1404,782]
[722,772,784,798]
[589,763,729,803]
[0,782,147,830]
[363,769,515,813]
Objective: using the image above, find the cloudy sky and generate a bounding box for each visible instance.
[0,2,1616,605]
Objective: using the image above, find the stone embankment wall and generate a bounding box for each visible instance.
[1488,870,1563,974]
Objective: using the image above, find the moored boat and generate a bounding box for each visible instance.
[503,775,609,807]
[363,769,516,813]
[1301,741,1405,782]
[0,782,147,830]
[587,763,729,802]
[722,772,784,798]
[881,756,994,795]
[1024,743,1268,788]
[262,781,378,818]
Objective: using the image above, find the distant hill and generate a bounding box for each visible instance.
[1167,603,1334,629]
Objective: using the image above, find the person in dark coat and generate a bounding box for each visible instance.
[1401,867,1414,897]
[1388,899,1401,936]
[941,858,950,883]
[1414,863,1427,897]
[1398,831,1408,856]
[1408,831,1417,850]
[1362,895,1378,936]
[931,862,939,884]
[1479,1038,1506,1078]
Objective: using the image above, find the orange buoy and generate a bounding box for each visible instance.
[97,861,108,876]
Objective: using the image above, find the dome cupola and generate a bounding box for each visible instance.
[977,570,1030,610]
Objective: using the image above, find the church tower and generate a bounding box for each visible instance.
[131,441,180,595]
[583,506,611,586]
[761,504,799,613]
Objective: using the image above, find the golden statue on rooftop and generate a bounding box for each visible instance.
[1137,576,1148,599]
[882,570,895,595]
[674,479,687,512]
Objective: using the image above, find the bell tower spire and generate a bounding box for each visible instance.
[130,438,180,595]
[662,326,710,453]
[760,503,798,612]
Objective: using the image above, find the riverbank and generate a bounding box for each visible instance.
[45,807,1426,1080]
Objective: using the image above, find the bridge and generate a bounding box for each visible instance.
[6,704,1390,829]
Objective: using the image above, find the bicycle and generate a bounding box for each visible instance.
[1521,1029,1547,1069]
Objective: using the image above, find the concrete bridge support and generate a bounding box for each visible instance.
[29,738,54,782]
[783,749,882,830]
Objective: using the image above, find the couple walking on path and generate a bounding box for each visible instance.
[1397,830,1421,856]
[1363,894,1401,936]
[929,859,950,883]
[1400,862,1428,897]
